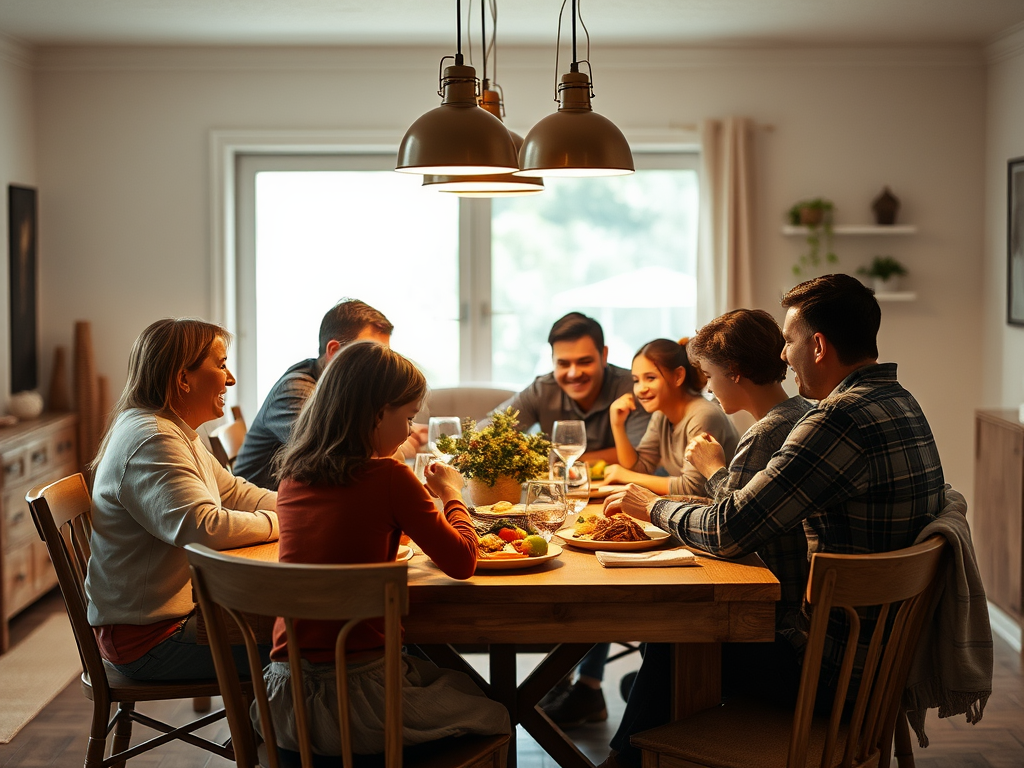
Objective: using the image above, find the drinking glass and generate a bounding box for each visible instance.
[551,420,586,498]
[428,417,462,462]
[551,459,590,515]
[413,453,434,483]
[525,480,567,535]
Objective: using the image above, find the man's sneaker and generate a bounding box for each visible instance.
[542,681,608,728]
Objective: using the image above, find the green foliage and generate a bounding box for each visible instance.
[858,255,908,280]
[434,408,550,485]
[788,198,837,276]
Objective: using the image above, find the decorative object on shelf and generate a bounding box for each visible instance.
[435,407,550,501]
[858,255,908,294]
[395,0,518,177]
[73,320,100,471]
[516,0,634,177]
[1008,156,1024,326]
[787,198,836,275]
[48,346,71,411]
[871,186,901,225]
[8,390,43,420]
[422,0,543,197]
[8,185,38,395]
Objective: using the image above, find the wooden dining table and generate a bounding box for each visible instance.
[226,505,779,768]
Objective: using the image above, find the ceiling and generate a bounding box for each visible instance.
[0,0,1022,48]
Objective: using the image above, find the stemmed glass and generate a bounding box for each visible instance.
[551,460,590,515]
[427,417,462,463]
[551,420,587,497]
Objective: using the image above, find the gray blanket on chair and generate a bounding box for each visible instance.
[903,485,992,747]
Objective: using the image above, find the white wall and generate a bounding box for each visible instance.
[32,43,987,496]
[983,26,1024,415]
[0,34,36,412]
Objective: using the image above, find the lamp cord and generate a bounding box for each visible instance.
[455,0,463,66]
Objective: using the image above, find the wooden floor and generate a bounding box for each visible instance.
[1,591,1021,768]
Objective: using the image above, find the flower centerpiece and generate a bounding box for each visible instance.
[435,408,550,506]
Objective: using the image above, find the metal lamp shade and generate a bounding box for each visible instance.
[396,64,519,176]
[516,71,634,178]
[422,123,544,197]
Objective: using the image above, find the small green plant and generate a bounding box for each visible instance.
[434,408,550,486]
[788,198,837,276]
[857,255,907,281]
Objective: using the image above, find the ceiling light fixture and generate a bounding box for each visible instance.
[423,0,544,197]
[395,0,519,176]
[516,0,634,178]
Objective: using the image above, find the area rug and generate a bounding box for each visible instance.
[0,612,81,743]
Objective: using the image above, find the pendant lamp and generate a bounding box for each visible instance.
[423,1,543,197]
[516,0,634,178]
[396,0,518,176]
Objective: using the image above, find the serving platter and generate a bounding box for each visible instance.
[474,543,563,571]
[557,527,670,552]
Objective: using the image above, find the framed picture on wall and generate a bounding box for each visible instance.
[8,185,38,392]
[1009,157,1024,326]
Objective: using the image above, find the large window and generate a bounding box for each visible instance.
[236,152,698,417]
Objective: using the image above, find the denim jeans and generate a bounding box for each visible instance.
[577,643,609,682]
[110,612,272,681]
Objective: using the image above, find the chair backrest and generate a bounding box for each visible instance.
[231,405,246,429]
[789,535,947,768]
[415,386,517,424]
[26,473,111,699]
[185,544,409,768]
[209,418,247,469]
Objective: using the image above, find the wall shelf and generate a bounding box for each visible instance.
[782,224,917,236]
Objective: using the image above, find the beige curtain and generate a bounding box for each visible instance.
[695,117,756,327]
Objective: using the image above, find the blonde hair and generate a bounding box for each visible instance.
[276,341,426,486]
[92,318,230,469]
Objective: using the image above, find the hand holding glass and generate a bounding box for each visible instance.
[428,417,462,462]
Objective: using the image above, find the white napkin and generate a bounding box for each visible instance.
[596,548,697,568]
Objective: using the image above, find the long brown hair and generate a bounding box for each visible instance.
[634,338,706,397]
[276,341,426,486]
[92,318,230,469]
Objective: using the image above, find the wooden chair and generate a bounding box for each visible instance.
[26,473,240,768]
[631,535,947,768]
[210,415,248,469]
[185,543,509,768]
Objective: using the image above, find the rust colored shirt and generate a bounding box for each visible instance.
[272,458,478,663]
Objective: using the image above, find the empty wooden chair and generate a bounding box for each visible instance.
[631,535,947,768]
[186,543,509,768]
[26,473,240,768]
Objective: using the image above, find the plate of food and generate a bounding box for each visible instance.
[397,544,414,562]
[558,513,670,551]
[475,542,563,571]
[474,520,562,570]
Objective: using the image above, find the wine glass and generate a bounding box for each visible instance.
[551,420,586,497]
[551,460,590,515]
[427,417,462,462]
[525,480,567,536]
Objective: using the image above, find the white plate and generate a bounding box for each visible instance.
[589,484,628,498]
[558,527,670,551]
[475,543,563,571]
[397,545,414,562]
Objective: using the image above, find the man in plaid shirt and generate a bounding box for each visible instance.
[602,274,945,768]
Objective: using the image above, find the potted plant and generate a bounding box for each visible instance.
[434,408,551,506]
[787,198,837,276]
[858,255,908,293]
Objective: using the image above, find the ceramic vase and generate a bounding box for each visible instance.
[872,187,900,225]
[873,276,901,293]
[49,346,71,411]
[466,475,523,507]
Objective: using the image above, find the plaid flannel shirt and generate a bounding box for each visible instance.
[652,363,945,689]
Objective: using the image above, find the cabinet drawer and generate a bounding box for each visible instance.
[1,448,28,490]
[33,539,57,594]
[2,490,35,549]
[3,544,34,618]
[52,427,77,468]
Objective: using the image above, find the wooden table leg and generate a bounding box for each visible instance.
[489,645,519,768]
[671,642,721,719]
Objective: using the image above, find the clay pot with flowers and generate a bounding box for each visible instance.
[434,408,550,506]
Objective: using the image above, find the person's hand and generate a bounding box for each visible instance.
[609,393,635,428]
[603,463,630,485]
[684,432,727,479]
[424,462,464,499]
[604,483,658,522]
